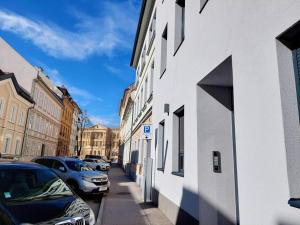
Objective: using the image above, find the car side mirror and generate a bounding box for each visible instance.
[59,166,66,172]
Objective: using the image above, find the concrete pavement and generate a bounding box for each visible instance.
[99,166,173,225]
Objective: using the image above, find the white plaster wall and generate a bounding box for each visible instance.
[0,37,37,92]
[152,0,300,224]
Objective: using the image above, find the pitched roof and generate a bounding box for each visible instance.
[0,70,34,104]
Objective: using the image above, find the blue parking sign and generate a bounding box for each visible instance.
[144,125,151,134]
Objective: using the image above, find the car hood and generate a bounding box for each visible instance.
[80,170,106,177]
[3,196,90,224]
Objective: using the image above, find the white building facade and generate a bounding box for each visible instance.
[0,37,37,92]
[130,0,156,192]
[131,0,300,225]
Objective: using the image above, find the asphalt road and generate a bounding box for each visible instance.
[81,194,103,219]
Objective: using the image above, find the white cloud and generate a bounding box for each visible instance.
[38,63,103,106]
[0,1,139,60]
[105,65,121,75]
[89,115,119,128]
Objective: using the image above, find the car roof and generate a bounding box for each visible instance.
[0,161,46,170]
[34,156,81,162]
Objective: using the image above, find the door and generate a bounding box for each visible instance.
[197,57,238,225]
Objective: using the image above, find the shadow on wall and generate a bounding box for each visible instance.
[152,187,237,225]
[277,222,300,225]
[127,150,138,181]
[198,192,235,225]
[175,188,199,225]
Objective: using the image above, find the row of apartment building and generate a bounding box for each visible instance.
[0,37,81,160]
[119,0,300,225]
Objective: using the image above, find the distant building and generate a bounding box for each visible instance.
[69,101,81,155]
[0,70,34,158]
[57,86,76,156]
[22,71,63,160]
[79,124,120,160]
[119,84,135,168]
[109,128,120,162]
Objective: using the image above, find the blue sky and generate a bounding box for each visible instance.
[0,0,141,127]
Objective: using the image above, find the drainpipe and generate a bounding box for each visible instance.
[20,103,35,160]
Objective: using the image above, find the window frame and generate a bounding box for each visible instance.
[174,0,185,56]
[157,120,165,170]
[172,106,185,176]
[200,0,209,13]
[160,24,168,78]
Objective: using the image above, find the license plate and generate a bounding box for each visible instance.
[99,186,107,191]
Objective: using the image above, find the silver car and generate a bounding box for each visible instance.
[83,158,110,171]
[32,157,110,194]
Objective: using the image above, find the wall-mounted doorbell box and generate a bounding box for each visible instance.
[213,151,221,173]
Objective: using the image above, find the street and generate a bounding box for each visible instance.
[82,194,102,221]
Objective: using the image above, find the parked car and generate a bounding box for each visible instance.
[85,155,111,164]
[0,161,95,225]
[83,158,110,171]
[32,157,110,194]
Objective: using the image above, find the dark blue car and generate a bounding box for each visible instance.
[0,161,95,225]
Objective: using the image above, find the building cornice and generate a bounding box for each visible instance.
[130,0,155,68]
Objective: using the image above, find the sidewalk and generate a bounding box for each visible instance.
[99,166,173,225]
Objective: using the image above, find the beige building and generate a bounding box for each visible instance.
[69,101,81,155]
[79,124,120,160]
[22,71,63,160]
[119,84,135,167]
[57,86,76,156]
[0,70,34,158]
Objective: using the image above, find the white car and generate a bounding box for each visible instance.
[83,158,110,171]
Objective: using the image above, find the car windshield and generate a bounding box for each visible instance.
[0,168,73,203]
[65,160,93,172]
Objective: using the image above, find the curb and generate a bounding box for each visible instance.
[96,196,105,225]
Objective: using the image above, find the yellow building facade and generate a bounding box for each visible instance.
[0,71,34,158]
[79,124,120,160]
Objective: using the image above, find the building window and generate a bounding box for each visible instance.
[150,61,154,94]
[157,120,165,169]
[161,25,168,76]
[293,48,300,117]
[3,136,11,153]
[15,139,21,155]
[141,46,146,73]
[148,10,156,53]
[19,111,25,126]
[9,105,18,123]
[173,106,184,175]
[144,77,148,102]
[0,99,5,118]
[141,88,144,109]
[174,0,185,54]
[200,0,209,13]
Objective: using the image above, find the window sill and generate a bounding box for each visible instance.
[171,171,184,177]
[173,39,185,56]
[288,198,300,209]
[160,69,166,79]
[157,168,164,172]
